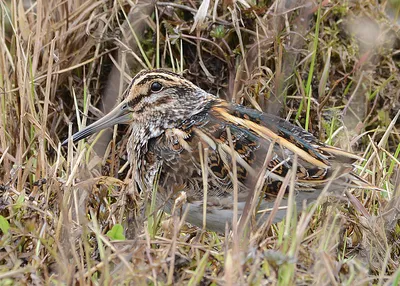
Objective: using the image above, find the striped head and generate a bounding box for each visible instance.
[62,69,210,145]
[123,69,208,124]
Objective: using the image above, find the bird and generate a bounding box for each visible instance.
[62,69,371,232]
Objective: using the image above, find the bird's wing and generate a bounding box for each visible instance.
[208,100,364,184]
[153,99,366,204]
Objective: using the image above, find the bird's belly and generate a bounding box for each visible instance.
[155,165,325,233]
[167,188,323,233]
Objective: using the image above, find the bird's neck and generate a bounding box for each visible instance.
[132,92,214,142]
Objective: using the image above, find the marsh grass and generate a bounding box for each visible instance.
[0,0,399,284]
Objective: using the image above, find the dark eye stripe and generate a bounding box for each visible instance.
[132,96,172,114]
[125,70,191,108]
[126,83,166,108]
[127,93,146,107]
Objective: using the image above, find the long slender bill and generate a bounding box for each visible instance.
[61,101,131,146]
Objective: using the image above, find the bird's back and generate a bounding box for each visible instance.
[143,98,364,232]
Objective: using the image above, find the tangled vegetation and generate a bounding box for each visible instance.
[0,0,399,284]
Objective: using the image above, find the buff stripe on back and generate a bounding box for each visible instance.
[212,106,330,169]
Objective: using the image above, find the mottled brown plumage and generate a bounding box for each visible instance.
[63,69,371,232]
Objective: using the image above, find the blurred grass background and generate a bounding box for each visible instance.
[0,0,399,284]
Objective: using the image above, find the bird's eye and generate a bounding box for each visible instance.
[150,82,163,92]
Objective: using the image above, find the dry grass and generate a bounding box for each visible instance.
[0,0,399,284]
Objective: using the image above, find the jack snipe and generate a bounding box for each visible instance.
[63,69,371,232]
